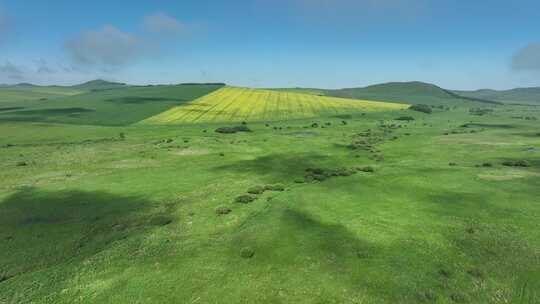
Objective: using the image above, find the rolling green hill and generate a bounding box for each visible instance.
[72,79,128,92]
[325,81,494,105]
[0,84,224,126]
[277,82,500,106]
[453,87,540,105]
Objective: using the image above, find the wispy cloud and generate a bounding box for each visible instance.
[65,25,144,70]
[36,59,56,74]
[512,43,540,71]
[142,12,187,35]
[0,61,25,80]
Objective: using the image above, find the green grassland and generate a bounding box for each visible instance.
[0,93,539,303]
[0,84,224,126]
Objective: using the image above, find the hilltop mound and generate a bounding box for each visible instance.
[324,81,467,105]
[72,79,127,91]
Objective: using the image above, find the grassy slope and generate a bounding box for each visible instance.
[0,86,82,103]
[0,84,224,126]
[144,87,408,124]
[0,103,539,303]
[280,82,488,106]
[454,87,540,105]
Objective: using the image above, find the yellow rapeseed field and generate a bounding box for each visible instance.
[143,87,408,124]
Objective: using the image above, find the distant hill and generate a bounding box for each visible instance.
[323,81,500,105]
[72,79,128,91]
[453,87,540,105]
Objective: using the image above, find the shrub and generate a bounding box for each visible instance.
[215,125,252,134]
[449,162,458,166]
[16,161,28,167]
[264,184,285,191]
[119,132,126,139]
[357,166,375,173]
[235,195,256,204]
[311,123,319,128]
[409,104,432,114]
[247,186,265,195]
[240,247,255,259]
[395,116,415,121]
[502,160,531,167]
[341,120,348,125]
[515,160,532,167]
[215,205,232,215]
[481,162,493,167]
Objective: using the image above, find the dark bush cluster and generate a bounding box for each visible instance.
[16,161,28,167]
[247,186,265,195]
[395,116,415,121]
[240,246,255,259]
[215,205,232,215]
[502,160,531,167]
[409,104,432,114]
[215,125,252,134]
[469,108,493,116]
[303,166,372,183]
[264,184,285,191]
[235,195,256,204]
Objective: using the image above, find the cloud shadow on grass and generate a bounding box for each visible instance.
[0,188,171,283]
[213,153,330,180]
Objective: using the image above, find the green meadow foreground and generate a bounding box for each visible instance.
[0,83,539,303]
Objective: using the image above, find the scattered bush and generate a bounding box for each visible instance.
[304,167,358,182]
[264,184,285,191]
[395,116,415,121]
[341,120,348,125]
[481,162,493,167]
[502,160,531,167]
[215,205,232,215]
[119,132,126,140]
[449,162,458,166]
[215,125,252,134]
[357,166,375,173]
[16,161,27,167]
[240,247,255,259]
[311,123,319,128]
[409,104,432,114]
[235,195,256,204]
[247,186,265,195]
[469,108,493,116]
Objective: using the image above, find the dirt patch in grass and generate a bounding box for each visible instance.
[171,148,211,156]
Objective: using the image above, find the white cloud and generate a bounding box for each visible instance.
[142,12,186,35]
[65,25,144,69]
[512,43,540,71]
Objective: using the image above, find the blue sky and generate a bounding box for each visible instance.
[0,0,539,89]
